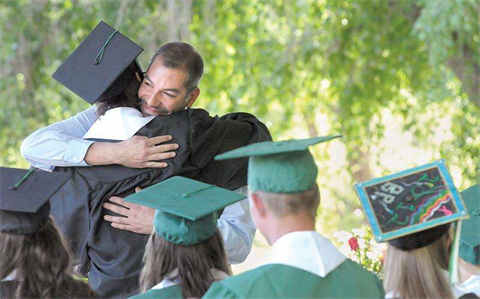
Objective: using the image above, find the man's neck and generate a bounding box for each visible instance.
[265,214,316,245]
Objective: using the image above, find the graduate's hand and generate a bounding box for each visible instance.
[116,135,179,168]
[85,135,179,168]
[103,187,154,234]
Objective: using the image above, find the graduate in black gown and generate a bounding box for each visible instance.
[0,167,95,299]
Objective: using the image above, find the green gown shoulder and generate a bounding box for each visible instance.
[204,260,385,299]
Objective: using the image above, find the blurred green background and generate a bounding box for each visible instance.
[1,0,479,239]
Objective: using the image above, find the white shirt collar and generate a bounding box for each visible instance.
[83,107,155,141]
[1,270,16,281]
[268,231,346,277]
[152,268,229,290]
[453,273,480,297]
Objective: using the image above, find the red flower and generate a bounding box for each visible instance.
[348,236,359,252]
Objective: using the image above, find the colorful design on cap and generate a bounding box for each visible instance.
[411,191,451,224]
[355,160,468,242]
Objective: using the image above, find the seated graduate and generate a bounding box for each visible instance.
[204,137,385,299]
[0,167,95,298]
[455,185,480,298]
[354,163,472,299]
[21,22,268,298]
[126,176,244,298]
[383,223,454,298]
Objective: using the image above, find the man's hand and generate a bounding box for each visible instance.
[86,135,179,168]
[117,135,179,168]
[103,189,154,234]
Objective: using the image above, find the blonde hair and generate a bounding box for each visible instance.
[255,184,320,218]
[384,232,453,299]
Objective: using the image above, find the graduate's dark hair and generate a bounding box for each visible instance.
[150,42,204,92]
[140,229,230,298]
[96,64,143,116]
[0,218,95,298]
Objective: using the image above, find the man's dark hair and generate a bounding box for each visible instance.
[150,42,204,92]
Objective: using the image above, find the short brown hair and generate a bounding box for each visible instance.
[255,184,320,218]
[150,42,204,92]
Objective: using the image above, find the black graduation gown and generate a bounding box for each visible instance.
[49,108,271,298]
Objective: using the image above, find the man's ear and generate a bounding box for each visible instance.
[250,192,267,218]
[186,87,200,108]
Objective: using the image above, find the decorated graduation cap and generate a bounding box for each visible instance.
[53,20,144,104]
[0,167,70,234]
[355,160,470,283]
[125,176,245,245]
[354,160,467,249]
[459,185,480,265]
[215,136,341,193]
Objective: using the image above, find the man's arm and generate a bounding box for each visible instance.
[21,106,98,171]
[21,106,178,170]
[103,187,256,264]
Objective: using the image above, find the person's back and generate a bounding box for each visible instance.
[383,225,454,299]
[206,240,383,298]
[125,177,242,298]
[205,137,385,299]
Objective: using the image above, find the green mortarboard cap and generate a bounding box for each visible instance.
[215,136,342,193]
[0,167,71,234]
[125,176,245,245]
[52,20,143,104]
[460,185,480,265]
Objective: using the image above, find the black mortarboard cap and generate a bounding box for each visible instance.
[52,20,144,104]
[0,167,71,234]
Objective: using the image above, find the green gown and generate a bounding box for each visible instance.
[204,260,385,299]
[129,285,183,299]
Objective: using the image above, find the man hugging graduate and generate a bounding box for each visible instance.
[21,21,271,297]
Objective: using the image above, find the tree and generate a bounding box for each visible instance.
[1,0,478,233]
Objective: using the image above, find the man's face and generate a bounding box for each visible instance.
[138,59,197,116]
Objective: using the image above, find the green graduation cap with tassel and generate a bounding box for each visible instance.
[215,135,342,193]
[124,176,245,246]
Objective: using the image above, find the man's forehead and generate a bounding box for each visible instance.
[145,60,188,81]
[144,62,188,88]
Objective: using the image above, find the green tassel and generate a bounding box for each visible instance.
[8,168,35,190]
[94,30,118,65]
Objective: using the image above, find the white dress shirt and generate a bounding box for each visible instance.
[20,106,256,264]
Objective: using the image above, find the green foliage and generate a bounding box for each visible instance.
[1,0,479,234]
